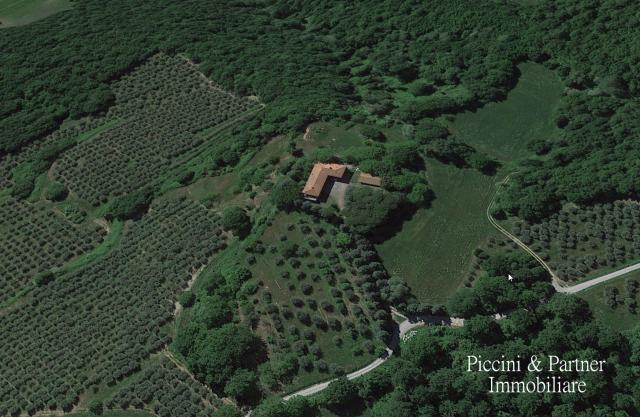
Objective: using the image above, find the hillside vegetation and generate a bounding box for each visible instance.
[1,1,640,417]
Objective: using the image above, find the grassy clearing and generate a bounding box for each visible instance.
[166,135,289,208]
[0,0,71,27]
[300,122,364,155]
[300,122,407,157]
[579,270,640,332]
[450,62,563,163]
[376,63,562,304]
[377,159,500,303]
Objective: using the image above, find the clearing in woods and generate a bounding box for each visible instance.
[0,0,72,27]
[376,63,563,304]
[376,160,500,303]
[450,62,563,164]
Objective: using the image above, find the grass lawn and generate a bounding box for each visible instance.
[300,121,408,158]
[300,122,364,155]
[0,0,71,27]
[450,62,563,163]
[376,159,501,304]
[579,270,640,332]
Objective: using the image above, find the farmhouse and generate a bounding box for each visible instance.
[358,172,382,187]
[302,163,348,201]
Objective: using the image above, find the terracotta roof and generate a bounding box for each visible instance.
[358,172,382,187]
[302,163,348,198]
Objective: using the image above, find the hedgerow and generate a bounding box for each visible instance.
[0,117,105,193]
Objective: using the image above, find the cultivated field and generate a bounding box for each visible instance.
[106,356,222,416]
[243,212,384,391]
[0,198,226,415]
[505,201,640,282]
[51,53,261,206]
[62,410,154,417]
[0,196,106,304]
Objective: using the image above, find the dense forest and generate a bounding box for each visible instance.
[2,0,640,416]
[3,0,639,219]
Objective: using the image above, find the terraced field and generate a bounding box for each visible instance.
[51,53,261,206]
[0,196,106,304]
[0,198,225,414]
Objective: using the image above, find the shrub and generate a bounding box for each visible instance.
[301,283,313,295]
[270,177,300,211]
[44,181,68,201]
[176,170,195,185]
[33,271,54,287]
[106,189,153,220]
[343,187,403,234]
[222,207,251,236]
[323,377,360,411]
[224,369,259,404]
[178,290,195,308]
[88,400,103,415]
[360,126,385,141]
[408,80,435,96]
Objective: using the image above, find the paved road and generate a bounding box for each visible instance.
[282,311,459,401]
[556,262,640,293]
[282,354,391,400]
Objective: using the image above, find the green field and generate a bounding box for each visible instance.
[450,62,563,163]
[377,160,500,303]
[300,121,407,156]
[377,63,562,304]
[579,271,640,331]
[300,122,363,154]
[166,135,289,207]
[0,0,71,27]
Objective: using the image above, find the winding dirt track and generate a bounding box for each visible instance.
[487,173,640,293]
